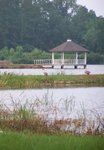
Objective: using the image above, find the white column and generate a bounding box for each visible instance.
[62,52,64,65]
[84,52,87,64]
[52,52,54,65]
[75,52,78,64]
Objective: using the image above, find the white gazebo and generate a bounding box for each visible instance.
[50,39,89,69]
[34,39,89,69]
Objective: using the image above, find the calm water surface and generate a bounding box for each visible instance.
[0,65,104,75]
[0,87,104,120]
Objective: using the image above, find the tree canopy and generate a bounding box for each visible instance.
[0,0,104,55]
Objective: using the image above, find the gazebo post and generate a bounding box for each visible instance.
[84,52,87,68]
[52,52,54,68]
[61,52,64,69]
[75,52,78,69]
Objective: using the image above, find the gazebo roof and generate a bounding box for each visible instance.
[50,39,89,52]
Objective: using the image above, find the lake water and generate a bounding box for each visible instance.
[0,65,104,75]
[0,87,104,120]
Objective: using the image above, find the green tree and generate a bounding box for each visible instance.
[0,0,20,48]
[84,17,104,54]
[71,6,96,44]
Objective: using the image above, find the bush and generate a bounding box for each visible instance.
[88,52,104,64]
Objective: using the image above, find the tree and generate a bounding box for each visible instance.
[41,0,77,50]
[70,6,96,45]
[0,0,20,48]
[84,17,104,54]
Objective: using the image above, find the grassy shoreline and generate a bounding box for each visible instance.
[0,74,104,89]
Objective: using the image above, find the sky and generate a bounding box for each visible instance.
[77,0,104,17]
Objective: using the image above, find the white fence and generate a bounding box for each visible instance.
[34,59,52,65]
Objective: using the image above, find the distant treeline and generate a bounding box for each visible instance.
[0,47,104,64]
[0,0,104,63]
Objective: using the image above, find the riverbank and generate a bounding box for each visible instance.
[0,132,104,150]
[0,61,43,69]
[0,74,104,89]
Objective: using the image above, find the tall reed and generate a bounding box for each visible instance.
[0,94,104,135]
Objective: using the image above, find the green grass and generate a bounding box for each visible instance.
[0,132,104,150]
[0,74,104,89]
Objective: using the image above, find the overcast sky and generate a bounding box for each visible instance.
[77,0,104,17]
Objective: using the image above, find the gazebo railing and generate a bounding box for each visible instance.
[64,59,76,65]
[54,59,62,65]
[34,59,85,65]
[78,59,85,64]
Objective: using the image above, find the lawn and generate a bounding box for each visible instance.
[0,132,104,150]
